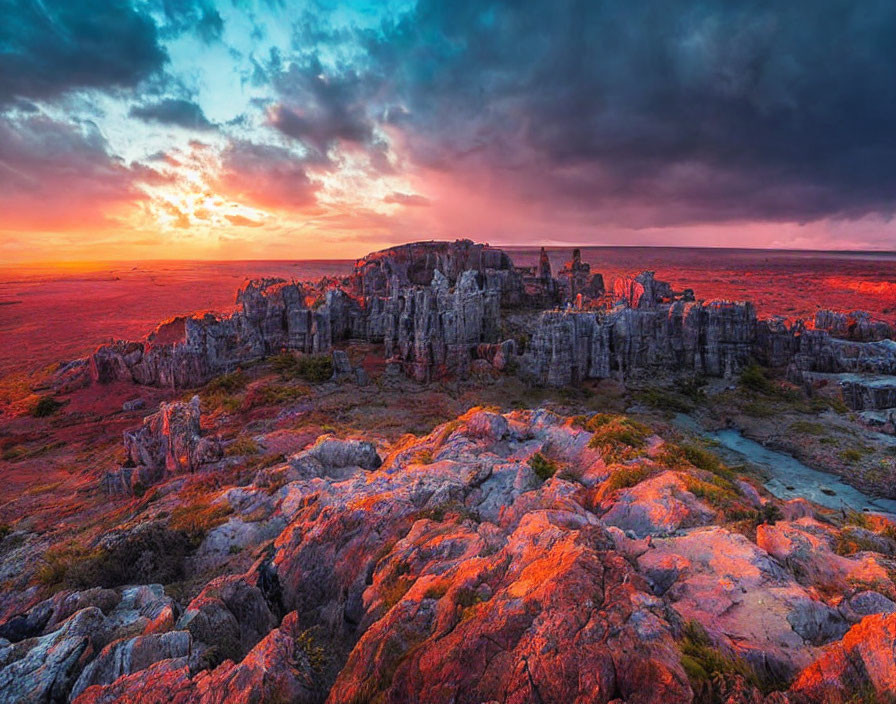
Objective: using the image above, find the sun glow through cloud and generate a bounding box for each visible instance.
[2,0,896,262]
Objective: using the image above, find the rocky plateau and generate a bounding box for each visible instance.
[1,240,895,703]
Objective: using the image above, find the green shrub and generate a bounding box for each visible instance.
[834,528,883,557]
[169,500,232,546]
[739,364,776,395]
[841,448,866,464]
[844,509,873,530]
[759,502,783,525]
[0,523,10,541]
[636,387,694,413]
[273,352,334,383]
[584,414,651,462]
[37,526,195,590]
[789,420,827,436]
[242,382,308,409]
[226,435,261,457]
[32,396,62,417]
[603,465,654,493]
[529,452,558,481]
[679,620,757,688]
[295,630,328,673]
[205,370,247,394]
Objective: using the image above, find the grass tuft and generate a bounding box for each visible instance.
[529,452,558,481]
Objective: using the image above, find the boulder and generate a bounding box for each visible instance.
[600,470,716,538]
[70,630,192,699]
[790,613,896,703]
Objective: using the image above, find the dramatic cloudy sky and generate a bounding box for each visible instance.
[3,0,896,261]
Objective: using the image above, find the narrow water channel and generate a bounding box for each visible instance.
[712,428,896,516]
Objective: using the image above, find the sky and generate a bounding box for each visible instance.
[2,0,896,262]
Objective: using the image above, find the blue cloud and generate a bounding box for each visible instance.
[130,98,216,130]
[0,0,166,104]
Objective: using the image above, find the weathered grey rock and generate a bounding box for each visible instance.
[121,398,145,412]
[281,438,382,482]
[613,271,674,309]
[69,630,192,699]
[840,375,896,411]
[86,239,894,394]
[521,296,756,386]
[838,590,896,623]
[176,574,278,664]
[815,309,894,342]
[123,396,202,477]
[106,397,220,495]
[0,607,107,703]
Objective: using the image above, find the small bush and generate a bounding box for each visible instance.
[834,528,884,557]
[759,502,783,525]
[679,620,757,689]
[681,475,739,511]
[789,420,827,436]
[274,353,334,383]
[659,442,733,480]
[242,382,308,409]
[32,396,62,417]
[637,388,694,413]
[529,452,558,481]
[295,630,328,673]
[0,523,10,541]
[603,465,654,493]
[205,371,247,394]
[424,583,449,600]
[37,526,195,590]
[584,414,651,462]
[739,364,776,395]
[226,435,261,457]
[841,448,866,464]
[845,509,873,530]
[169,500,232,546]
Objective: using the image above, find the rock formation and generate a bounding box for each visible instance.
[86,239,895,421]
[7,407,895,702]
[521,299,757,385]
[103,396,221,495]
[556,247,605,303]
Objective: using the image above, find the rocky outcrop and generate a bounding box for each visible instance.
[350,238,522,303]
[613,271,675,309]
[70,611,319,704]
[814,310,894,342]
[790,612,896,703]
[6,407,896,702]
[90,240,519,388]
[521,298,756,385]
[839,375,896,411]
[382,269,503,382]
[556,247,605,303]
[103,396,221,495]
[0,584,178,703]
[69,630,193,700]
[85,239,893,412]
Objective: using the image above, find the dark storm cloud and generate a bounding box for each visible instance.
[129,98,216,130]
[265,55,375,157]
[0,0,166,105]
[360,0,896,225]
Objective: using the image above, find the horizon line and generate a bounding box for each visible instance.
[4,241,896,267]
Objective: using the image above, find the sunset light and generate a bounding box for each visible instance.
[2,3,896,703]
